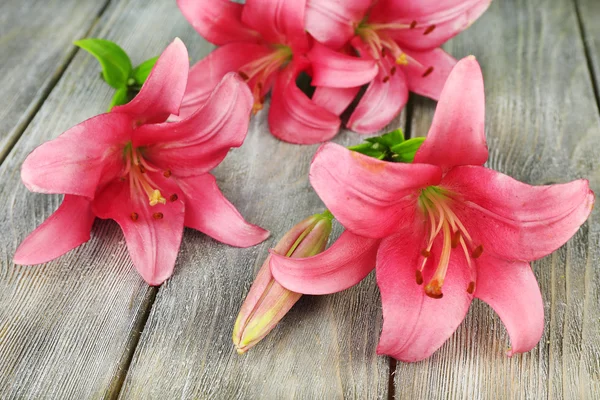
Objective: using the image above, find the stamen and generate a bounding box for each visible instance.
[421,249,430,257]
[424,25,436,35]
[472,245,484,259]
[382,76,390,83]
[130,212,139,221]
[422,67,434,77]
[390,66,396,75]
[163,169,172,178]
[410,21,417,29]
[138,165,146,174]
[152,212,164,220]
[467,281,476,294]
[170,194,178,202]
[415,270,424,285]
[238,71,249,80]
[451,231,461,248]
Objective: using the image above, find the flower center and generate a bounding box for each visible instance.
[122,142,170,208]
[354,21,435,82]
[417,187,483,299]
[238,45,293,114]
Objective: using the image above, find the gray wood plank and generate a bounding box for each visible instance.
[0,0,214,398]
[395,0,600,398]
[576,0,600,106]
[0,0,111,164]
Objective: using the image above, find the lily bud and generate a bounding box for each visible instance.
[232,211,334,354]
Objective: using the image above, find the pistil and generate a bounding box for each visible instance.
[122,142,168,207]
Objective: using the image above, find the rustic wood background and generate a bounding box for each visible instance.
[0,0,598,398]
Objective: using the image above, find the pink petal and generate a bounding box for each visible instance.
[414,56,488,170]
[308,42,378,88]
[13,195,95,265]
[177,0,260,46]
[347,53,409,134]
[268,65,341,144]
[474,254,544,356]
[310,143,442,238]
[92,172,186,286]
[376,231,473,362]
[306,0,372,50]
[112,38,189,123]
[21,113,131,198]
[312,86,360,116]
[178,43,272,120]
[442,165,595,261]
[370,0,492,51]
[402,48,457,100]
[241,0,308,49]
[178,174,269,247]
[134,73,253,177]
[270,231,380,294]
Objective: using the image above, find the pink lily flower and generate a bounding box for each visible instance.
[13,38,269,285]
[176,0,377,144]
[270,57,594,361]
[306,0,491,133]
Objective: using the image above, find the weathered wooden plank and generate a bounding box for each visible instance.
[0,0,213,398]
[575,0,600,106]
[395,0,600,398]
[0,0,111,164]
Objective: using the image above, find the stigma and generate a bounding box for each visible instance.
[417,187,482,299]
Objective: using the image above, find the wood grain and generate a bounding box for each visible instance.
[0,0,111,163]
[395,0,600,398]
[575,0,600,105]
[0,0,213,398]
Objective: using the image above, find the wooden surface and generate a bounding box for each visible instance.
[0,0,598,399]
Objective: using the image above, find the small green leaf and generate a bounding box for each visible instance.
[348,142,386,159]
[75,38,133,89]
[132,56,159,86]
[365,128,405,148]
[108,87,130,111]
[390,137,426,163]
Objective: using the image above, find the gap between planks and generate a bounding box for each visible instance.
[573,0,600,114]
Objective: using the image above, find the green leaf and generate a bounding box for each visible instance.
[365,128,405,148]
[390,137,426,163]
[108,87,130,111]
[347,142,386,159]
[75,38,133,89]
[132,56,159,86]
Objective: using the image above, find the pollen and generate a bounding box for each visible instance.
[170,193,178,202]
[423,25,436,35]
[149,189,167,206]
[163,169,172,178]
[382,76,390,83]
[410,21,417,29]
[390,66,396,75]
[422,66,434,77]
[152,212,164,220]
[396,53,408,65]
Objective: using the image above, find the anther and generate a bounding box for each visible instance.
[238,71,249,80]
[424,25,436,35]
[472,245,484,259]
[163,169,172,178]
[170,193,178,202]
[138,165,146,173]
[152,212,164,220]
[415,270,424,285]
[390,66,396,75]
[130,212,139,221]
[382,76,390,83]
[381,48,387,57]
[119,176,126,182]
[451,231,461,248]
[422,66,434,77]
[467,281,476,294]
[410,21,417,29]
[421,249,430,257]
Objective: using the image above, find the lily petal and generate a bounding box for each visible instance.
[474,254,544,356]
[308,42,378,88]
[268,65,341,144]
[178,174,269,247]
[402,48,457,100]
[370,0,492,51]
[92,172,185,286]
[112,38,189,123]
[347,48,409,134]
[312,86,360,116]
[443,166,595,261]
[414,56,487,170]
[306,0,373,50]
[21,113,131,198]
[270,231,379,294]
[178,43,272,120]
[13,195,95,265]
[135,73,253,177]
[242,0,308,49]
[310,143,442,238]
[177,0,260,46]
[376,232,473,362]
